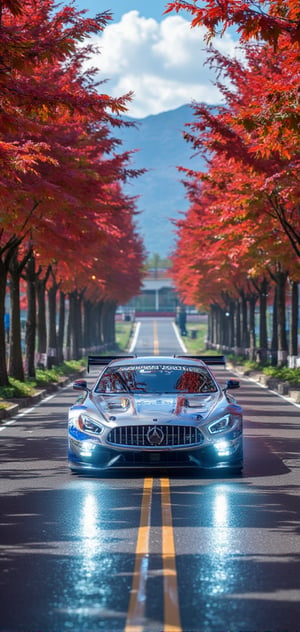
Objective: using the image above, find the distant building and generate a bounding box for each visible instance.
[124,268,178,315]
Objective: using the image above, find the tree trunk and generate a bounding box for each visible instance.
[0,259,9,386]
[102,301,112,346]
[258,278,269,364]
[24,254,36,379]
[249,295,257,362]
[35,265,52,368]
[228,300,235,351]
[212,305,218,347]
[240,291,249,351]
[66,295,72,360]
[77,292,83,356]
[271,286,278,366]
[83,299,97,352]
[103,301,116,346]
[83,299,88,352]
[8,250,24,381]
[68,291,82,360]
[235,299,241,353]
[47,280,58,368]
[276,270,288,366]
[268,266,289,366]
[221,306,227,349]
[0,235,24,385]
[206,309,212,349]
[57,291,65,364]
[68,292,75,359]
[289,280,299,366]
[36,278,47,365]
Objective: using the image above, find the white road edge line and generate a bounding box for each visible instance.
[172,322,188,353]
[0,391,59,430]
[128,320,141,353]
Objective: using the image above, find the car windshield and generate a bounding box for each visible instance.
[95,364,217,394]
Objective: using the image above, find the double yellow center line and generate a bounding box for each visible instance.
[153,320,159,355]
[125,322,181,630]
[125,478,182,632]
[161,478,182,632]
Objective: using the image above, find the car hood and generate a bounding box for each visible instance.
[92,392,223,424]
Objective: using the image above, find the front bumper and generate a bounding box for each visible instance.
[68,437,243,473]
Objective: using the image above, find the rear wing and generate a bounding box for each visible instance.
[87,354,136,373]
[174,354,226,367]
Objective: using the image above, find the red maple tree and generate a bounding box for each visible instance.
[0,0,145,384]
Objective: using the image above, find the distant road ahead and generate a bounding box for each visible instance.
[129,316,187,355]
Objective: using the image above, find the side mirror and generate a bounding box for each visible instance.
[73,380,88,391]
[225,379,240,390]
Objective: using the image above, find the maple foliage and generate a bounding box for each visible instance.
[46,182,145,304]
[166,2,300,262]
[0,0,146,383]
[165,1,300,47]
[0,0,134,210]
[170,34,300,319]
[0,0,23,15]
[0,0,144,274]
[170,161,297,356]
[174,28,300,258]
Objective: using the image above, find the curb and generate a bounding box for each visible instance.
[0,402,20,420]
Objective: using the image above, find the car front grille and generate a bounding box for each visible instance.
[107,424,204,448]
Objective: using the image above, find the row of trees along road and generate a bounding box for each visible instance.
[168,0,300,366]
[0,0,146,386]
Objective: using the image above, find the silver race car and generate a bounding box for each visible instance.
[68,355,243,473]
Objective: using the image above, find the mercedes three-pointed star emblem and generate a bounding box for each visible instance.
[146,426,164,446]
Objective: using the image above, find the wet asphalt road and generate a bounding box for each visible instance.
[0,317,300,632]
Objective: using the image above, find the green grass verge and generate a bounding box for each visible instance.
[115,321,134,351]
[0,359,86,405]
[227,355,300,386]
[262,366,300,385]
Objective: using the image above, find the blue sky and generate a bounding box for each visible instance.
[75,0,240,118]
[76,0,170,22]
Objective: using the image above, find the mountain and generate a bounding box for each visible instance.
[118,104,205,257]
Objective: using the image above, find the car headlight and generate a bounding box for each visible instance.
[208,414,236,434]
[78,413,104,435]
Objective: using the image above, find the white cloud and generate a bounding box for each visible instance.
[86,11,240,118]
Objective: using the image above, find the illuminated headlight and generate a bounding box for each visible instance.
[208,415,234,434]
[78,413,104,435]
[208,414,242,435]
